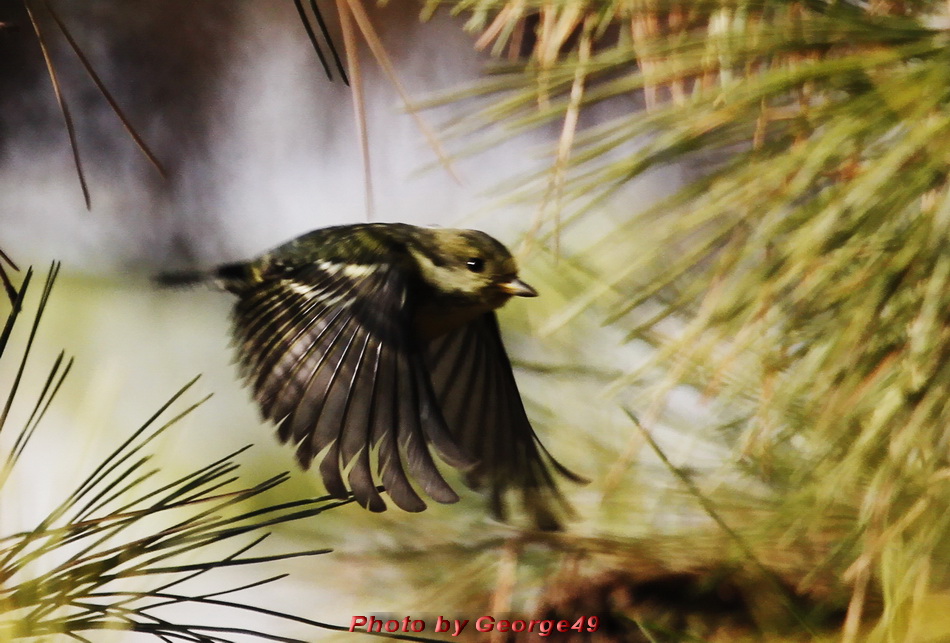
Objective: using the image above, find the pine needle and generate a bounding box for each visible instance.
[24,4,90,208]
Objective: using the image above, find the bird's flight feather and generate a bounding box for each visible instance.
[424,313,588,529]
[231,258,473,513]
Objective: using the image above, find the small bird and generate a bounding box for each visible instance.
[160,223,584,528]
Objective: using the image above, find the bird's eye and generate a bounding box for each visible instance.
[466,257,485,273]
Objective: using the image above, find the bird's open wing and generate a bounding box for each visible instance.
[423,313,587,530]
[230,261,473,512]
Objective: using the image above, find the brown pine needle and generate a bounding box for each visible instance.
[42,0,167,179]
[342,0,462,185]
[475,6,514,52]
[522,14,594,260]
[25,2,90,209]
[336,0,374,220]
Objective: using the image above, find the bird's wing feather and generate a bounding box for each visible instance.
[424,313,587,529]
[230,261,474,512]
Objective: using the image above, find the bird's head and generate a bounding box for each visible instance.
[408,228,537,310]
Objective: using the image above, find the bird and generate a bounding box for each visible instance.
[159,222,585,529]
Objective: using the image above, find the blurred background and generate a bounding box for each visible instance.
[4,1,950,641]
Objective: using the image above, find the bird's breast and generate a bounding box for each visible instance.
[412,301,491,340]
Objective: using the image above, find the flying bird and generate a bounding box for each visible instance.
[160,223,584,528]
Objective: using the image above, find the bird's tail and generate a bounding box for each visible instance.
[153,270,212,288]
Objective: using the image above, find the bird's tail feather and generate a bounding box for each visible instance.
[154,270,211,288]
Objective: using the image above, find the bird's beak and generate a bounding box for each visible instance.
[498,277,538,298]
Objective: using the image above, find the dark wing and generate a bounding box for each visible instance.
[423,313,587,530]
[230,261,473,512]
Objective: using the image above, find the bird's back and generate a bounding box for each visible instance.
[214,223,419,294]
